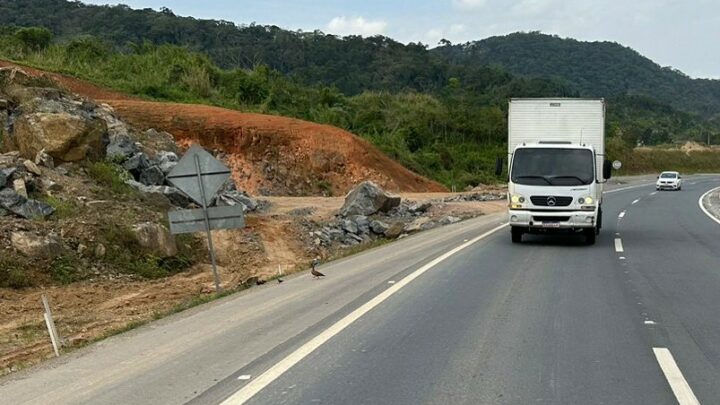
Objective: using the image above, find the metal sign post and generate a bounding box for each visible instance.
[167,145,246,293]
[194,154,222,292]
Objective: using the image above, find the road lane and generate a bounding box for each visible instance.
[617,177,720,403]
[238,181,715,405]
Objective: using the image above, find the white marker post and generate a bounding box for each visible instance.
[42,294,61,357]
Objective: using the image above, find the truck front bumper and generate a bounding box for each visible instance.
[508,209,596,230]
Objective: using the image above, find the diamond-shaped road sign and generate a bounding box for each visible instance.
[166,144,231,206]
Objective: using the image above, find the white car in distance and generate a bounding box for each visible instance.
[656,171,682,191]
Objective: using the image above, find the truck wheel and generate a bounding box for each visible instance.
[596,208,603,234]
[511,227,523,243]
[584,228,596,245]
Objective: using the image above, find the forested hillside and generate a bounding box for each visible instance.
[1,0,719,187]
[433,33,720,116]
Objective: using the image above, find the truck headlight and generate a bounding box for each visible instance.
[510,194,525,208]
[578,196,594,205]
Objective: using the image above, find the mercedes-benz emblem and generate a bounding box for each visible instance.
[547,196,557,206]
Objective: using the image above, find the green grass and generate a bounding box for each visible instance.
[50,255,82,284]
[86,162,134,195]
[0,257,33,288]
[41,195,77,219]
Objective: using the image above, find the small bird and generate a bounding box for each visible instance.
[311,258,325,279]
[277,265,284,283]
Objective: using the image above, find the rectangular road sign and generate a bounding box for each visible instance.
[168,205,245,234]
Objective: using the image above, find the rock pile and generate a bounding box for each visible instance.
[0,152,55,219]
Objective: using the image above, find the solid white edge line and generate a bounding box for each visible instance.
[614,238,624,253]
[220,223,509,405]
[652,347,701,405]
[698,186,720,226]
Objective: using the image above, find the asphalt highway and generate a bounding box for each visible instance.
[2,175,719,405]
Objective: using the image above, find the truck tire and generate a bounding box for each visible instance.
[511,227,523,243]
[584,228,596,245]
[596,207,603,235]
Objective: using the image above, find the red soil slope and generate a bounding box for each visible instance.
[0,60,446,195]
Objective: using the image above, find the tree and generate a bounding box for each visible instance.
[14,26,52,51]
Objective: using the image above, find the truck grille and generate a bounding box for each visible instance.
[530,196,573,207]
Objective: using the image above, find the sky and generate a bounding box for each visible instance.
[81,0,720,79]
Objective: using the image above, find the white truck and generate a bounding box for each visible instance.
[501,98,614,245]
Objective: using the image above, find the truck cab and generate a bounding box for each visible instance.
[508,143,603,244]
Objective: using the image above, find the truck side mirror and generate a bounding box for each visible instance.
[495,157,503,177]
[603,160,612,180]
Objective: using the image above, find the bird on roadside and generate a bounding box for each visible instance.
[277,265,284,283]
[311,258,325,279]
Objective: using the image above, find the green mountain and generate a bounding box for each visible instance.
[433,32,720,117]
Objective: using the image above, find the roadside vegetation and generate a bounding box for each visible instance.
[1,25,718,187]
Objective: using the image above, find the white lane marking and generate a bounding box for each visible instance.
[698,186,720,226]
[387,280,396,284]
[220,223,509,405]
[644,320,656,325]
[650,191,658,196]
[619,256,626,260]
[653,347,701,405]
[614,238,624,253]
[237,375,252,381]
[619,211,626,219]
[632,198,640,205]
[604,182,656,194]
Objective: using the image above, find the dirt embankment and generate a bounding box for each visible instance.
[0,60,446,196]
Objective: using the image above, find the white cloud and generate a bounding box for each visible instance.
[453,0,487,10]
[450,24,466,34]
[326,16,387,36]
[424,28,445,45]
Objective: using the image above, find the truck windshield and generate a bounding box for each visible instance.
[511,148,594,186]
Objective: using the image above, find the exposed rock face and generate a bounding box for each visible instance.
[13,111,107,162]
[10,231,63,258]
[131,222,177,258]
[339,181,401,217]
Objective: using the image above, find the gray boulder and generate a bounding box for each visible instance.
[215,190,259,212]
[132,222,177,258]
[370,220,390,235]
[139,165,165,186]
[123,152,151,174]
[339,181,401,217]
[126,180,192,207]
[106,134,139,161]
[440,216,462,225]
[0,188,55,219]
[409,201,432,214]
[404,217,433,233]
[351,215,370,234]
[156,151,179,174]
[0,167,16,187]
[341,219,359,234]
[11,232,63,258]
